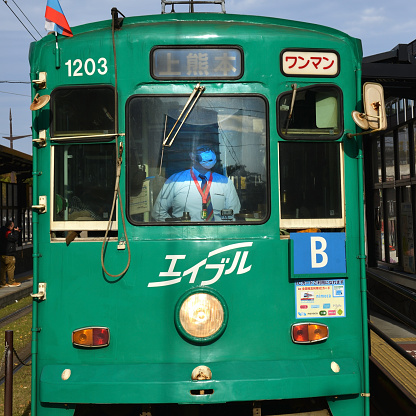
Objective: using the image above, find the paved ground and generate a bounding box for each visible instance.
[0,271,33,308]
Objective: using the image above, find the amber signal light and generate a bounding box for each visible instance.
[72,327,110,348]
[291,323,329,343]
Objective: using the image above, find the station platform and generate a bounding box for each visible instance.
[0,270,33,309]
[369,312,416,411]
[370,311,416,365]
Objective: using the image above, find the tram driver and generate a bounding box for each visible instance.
[151,142,240,222]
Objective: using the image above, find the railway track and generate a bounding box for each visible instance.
[0,302,33,386]
[367,269,416,416]
[0,303,32,328]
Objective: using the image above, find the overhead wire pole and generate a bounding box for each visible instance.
[2,109,31,149]
[1,1,40,147]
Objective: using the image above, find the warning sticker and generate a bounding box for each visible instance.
[295,279,346,319]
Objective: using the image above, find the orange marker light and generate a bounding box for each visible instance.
[72,327,110,348]
[291,323,328,343]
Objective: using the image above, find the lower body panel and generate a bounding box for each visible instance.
[40,358,362,404]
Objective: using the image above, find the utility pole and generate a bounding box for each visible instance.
[2,108,31,149]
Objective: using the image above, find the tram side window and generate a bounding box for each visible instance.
[127,95,268,224]
[51,87,115,137]
[279,142,343,229]
[53,144,116,226]
[278,85,342,140]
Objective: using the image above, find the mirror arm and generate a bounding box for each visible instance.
[347,127,385,139]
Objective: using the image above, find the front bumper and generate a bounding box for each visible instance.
[40,358,361,404]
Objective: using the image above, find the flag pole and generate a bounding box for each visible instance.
[54,31,60,68]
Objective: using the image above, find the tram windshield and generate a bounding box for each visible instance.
[127,95,268,224]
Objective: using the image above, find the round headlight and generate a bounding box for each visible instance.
[175,289,228,344]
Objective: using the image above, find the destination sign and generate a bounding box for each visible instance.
[281,50,339,77]
[152,47,242,79]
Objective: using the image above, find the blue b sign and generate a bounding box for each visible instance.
[291,233,346,275]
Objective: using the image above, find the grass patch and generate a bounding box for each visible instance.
[0,296,32,321]
[0,365,31,416]
[1,298,32,415]
[0,311,32,351]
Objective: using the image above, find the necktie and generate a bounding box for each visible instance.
[199,174,214,221]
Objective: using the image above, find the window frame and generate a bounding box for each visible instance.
[50,143,118,232]
[125,93,270,226]
[276,83,344,141]
[278,142,345,230]
[50,85,117,142]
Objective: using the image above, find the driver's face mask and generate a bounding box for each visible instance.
[195,146,217,170]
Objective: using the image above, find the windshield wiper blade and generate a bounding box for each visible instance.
[284,83,297,134]
[162,83,205,148]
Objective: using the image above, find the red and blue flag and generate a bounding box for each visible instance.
[45,0,73,37]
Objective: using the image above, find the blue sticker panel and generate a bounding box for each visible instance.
[291,232,346,275]
[295,279,346,318]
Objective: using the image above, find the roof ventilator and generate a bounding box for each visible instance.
[161,0,226,13]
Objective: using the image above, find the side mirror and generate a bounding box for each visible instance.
[350,82,387,137]
[362,82,387,130]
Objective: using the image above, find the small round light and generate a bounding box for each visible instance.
[180,293,223,337]
[61,369,71,381]
[175,289,228,344]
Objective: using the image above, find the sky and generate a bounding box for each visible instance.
[1,0,415,155]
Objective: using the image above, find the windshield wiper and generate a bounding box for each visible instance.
[284,83,297,134]
[162,83,205,148]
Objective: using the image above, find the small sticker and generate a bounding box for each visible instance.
[295,279,346,319]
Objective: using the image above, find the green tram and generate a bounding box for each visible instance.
[29,2,386,415]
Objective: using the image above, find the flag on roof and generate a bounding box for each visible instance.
[45,0,73,37]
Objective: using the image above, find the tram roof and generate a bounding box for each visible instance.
[34,12,359,47]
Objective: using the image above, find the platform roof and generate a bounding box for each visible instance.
[362,40,416,100]
[0,145,32,182]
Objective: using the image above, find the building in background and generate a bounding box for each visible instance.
[0,144,33,274]
[363,39,416,275]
